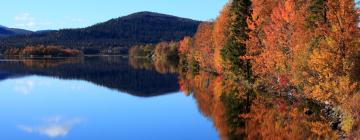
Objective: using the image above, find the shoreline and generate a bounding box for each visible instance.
[257,86,347,138]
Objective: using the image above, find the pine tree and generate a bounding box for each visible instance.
[221,0,252,77]
[305,0,327,29]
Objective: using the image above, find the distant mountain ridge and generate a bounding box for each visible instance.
[0,11,201,52]
[0,25,33,37]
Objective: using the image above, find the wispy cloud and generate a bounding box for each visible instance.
[12,13,87,30]
[18,116,84,138]
[13,13,37,28]
[14,13,34,22]
[13,79,52,95]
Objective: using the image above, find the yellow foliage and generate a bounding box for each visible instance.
[341,112,354,134]
[305,37,358,104]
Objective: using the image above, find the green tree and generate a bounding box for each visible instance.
[221,0,252,78]
[305,0,327,29]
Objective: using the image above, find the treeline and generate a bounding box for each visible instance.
[180,0,359,103]
[129,42,179,59]
[4,45,82,57]
[129,44,155,58]
[129,41,179,73]
[176,0,359,137]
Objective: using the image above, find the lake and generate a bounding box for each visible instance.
[0,56,339,140]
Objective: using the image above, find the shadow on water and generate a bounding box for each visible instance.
[0,56,179,97]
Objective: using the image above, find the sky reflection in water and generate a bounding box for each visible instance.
[0,76,218,140]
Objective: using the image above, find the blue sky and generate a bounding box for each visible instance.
[0,0,228,31]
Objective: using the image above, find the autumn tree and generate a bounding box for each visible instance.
[288,0,330,88]
[179,36,193,56]
[153,42,179,61]
[193,22,214,70]
[246,0,278,78]
[213,3,231,73]
[129,44,154,58]
[246,0,305,88]
[304,0,359,104]
[178,36,194,70]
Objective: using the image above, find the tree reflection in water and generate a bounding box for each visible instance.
[0,56,344,139]
[178,70,339,140]
[0,56,179,97]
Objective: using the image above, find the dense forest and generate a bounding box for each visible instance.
[132,0,359,138]
[0,12,200,54]
[177,0,359,101]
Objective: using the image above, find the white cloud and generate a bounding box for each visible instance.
[13,79,53,95]
[18,116,84,138]
[13,13,36,28]
[13,13,54,30]
[12,13,88,30]
[14,13,34,22]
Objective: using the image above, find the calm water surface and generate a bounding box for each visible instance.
[0,56,339,139]
[0,56,218,140]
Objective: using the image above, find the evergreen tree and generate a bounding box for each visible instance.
[221,0,252,77]
[306,0,327,29]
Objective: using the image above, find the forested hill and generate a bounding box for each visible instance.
[0,11,201,50]
[0,25,33,37]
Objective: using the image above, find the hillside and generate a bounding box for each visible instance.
[0,25,33,37]
[0,12,201,53]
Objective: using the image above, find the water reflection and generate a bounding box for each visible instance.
[0,56,341,139]
[0,56,218,140]
[18,116,84,138]
[178,70,339,139]
[0,56,179,97]
[129,56,178,74]
[13,80,35,95]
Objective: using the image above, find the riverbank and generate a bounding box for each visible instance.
[256,85,348,138]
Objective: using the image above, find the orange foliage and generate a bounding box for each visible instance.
[303,0,359,104]
[193,22,214,70]
[247,0,306,86]
[179,36,192,55]
[325,0,359,60]
[178,70,338,139]
[177,0,360,138]
[213,4,231,73]
[246,0,277,58]
[243,95,338,139]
